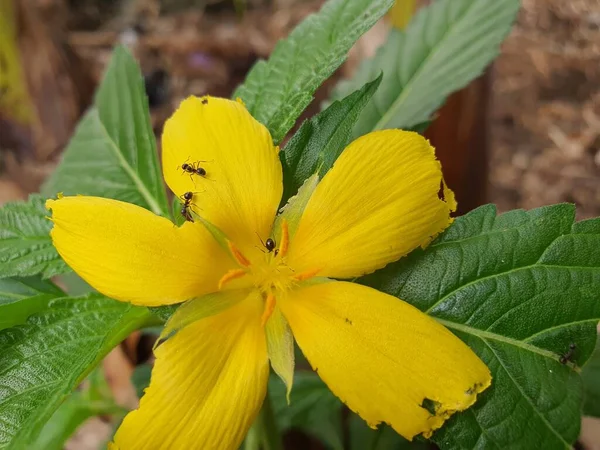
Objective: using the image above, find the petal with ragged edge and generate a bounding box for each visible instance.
[279,281,491,441]
[286,130,455,279]
[113,290,269,449]
[162,96,282,255]
[47,196,232,306]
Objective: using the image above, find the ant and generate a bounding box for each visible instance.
[256,234,278,256]
[178,157,208,182]
[559,343,576,365]
[180,191,196,222]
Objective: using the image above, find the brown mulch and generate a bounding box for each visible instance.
[490,0,600,219]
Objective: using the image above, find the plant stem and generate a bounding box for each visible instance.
[259,390,283,450]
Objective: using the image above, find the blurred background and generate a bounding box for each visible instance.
[1,0,599,448]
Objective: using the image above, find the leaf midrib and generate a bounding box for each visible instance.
[437,319,559,361]
[483,340,572,448]
[94,111,166,217]
[372,0,478,131]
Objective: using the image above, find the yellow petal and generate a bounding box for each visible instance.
[279,281,491,440]
[265,305,295,400]
[286,130,455,279]
[47,196,232,306]
[162,96,282,254]
[113,290,269,449]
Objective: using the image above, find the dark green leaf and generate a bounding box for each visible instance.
[270,372,343,450]
[583,333,600,417]
[0,294,152,448]
[42,46,169,217]
[362,205,600,449]
[131,364,152,399]
[0,195,70,279]
[31,369,124,450]
[349,415,428,450]
[330,0,520,138]
[233,0,394,143]
[0,277,64,330]
[280,75,381,204]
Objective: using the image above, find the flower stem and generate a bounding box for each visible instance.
[245,389,283,450]
[259,390,283,450]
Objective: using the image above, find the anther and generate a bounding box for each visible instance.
[293,268,320,282]
[260,293,276,326]
[278,219,289,258]
[228,241,251,267]
[218,269,248,290]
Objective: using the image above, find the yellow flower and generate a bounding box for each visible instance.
[47,96,491,449]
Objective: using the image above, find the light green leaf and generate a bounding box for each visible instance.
[583,333,600,417]
[233,0,394,143]
[0,277,64,330]
[361,204,600,449]
[171,196,186,227]
[269,372,343,450]
[42,46,169,217]
[0,294,153,449]
[0,195,70,279]
[280,74,381,204]
[330,0,520,138]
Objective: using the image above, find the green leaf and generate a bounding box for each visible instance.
[55,272,94,297]
[349,415,427,450]
[171,196,186,227]
[280,74,381,204]
[30,368,124,450]
[131,364,152,399]
[0,277,64,330]
[583,333,600,417]
[330,0,520,138]
[0,294,152,448]
[0,195,70,279]
[233,0,394,143]
[0,277,63,303]
[42,46,169,217]
[361,205,600,449]
[270,372,343,450]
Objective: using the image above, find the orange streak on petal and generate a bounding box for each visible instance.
[261,293,276,327]
[228,240,251,267]
[218,269,248,290]
[293,268,320,282]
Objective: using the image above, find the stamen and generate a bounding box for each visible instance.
[293,268,320,282]
[218,269,247,290]
[228,241,251,267]
[279,219,289,258]
[260,293,276,326]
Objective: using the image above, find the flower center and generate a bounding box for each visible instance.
[248,253,296,295]
[218,219,318,325]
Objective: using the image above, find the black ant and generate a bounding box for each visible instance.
[178,158,207,182]
[256,234,278,255]
[180,191,195,222]
[559,343,576,365]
